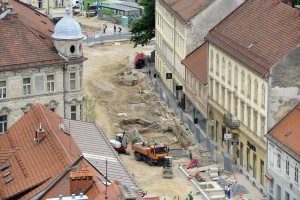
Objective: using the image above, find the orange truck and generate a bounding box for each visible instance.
[132,142,169,166]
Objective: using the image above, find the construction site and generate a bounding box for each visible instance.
[79,14,263,200]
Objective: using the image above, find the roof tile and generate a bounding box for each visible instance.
[182,42,208,84]
[206,0,300,76]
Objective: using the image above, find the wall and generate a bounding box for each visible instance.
[268,46,300,129]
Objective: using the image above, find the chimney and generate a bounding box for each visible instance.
[34,123,46,144]
[118,184,137,200]
[294,5,300,17]
[70,165,93,195]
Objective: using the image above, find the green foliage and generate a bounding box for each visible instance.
[130,0,155,47]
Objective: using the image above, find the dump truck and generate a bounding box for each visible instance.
[132,141,169,166]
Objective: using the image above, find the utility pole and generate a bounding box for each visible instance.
[105,158,108,199]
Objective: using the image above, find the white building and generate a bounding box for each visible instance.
[266,104,300,200]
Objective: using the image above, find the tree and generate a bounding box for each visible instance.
[130,0,155,47]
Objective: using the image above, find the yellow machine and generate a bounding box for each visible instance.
[132,142,169,166]
[162,156,173,179]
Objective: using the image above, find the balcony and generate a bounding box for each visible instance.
[223,113,240,129]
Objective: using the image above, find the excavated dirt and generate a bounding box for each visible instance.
[77,14,201,199]
[83,42,200,199]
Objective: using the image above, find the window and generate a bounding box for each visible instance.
[47,75,55,92]
[277,152,281,170]
[234,66,238,89]
[228,62,232,85]
[221,87,225,107]
[227,91,231,112]
[199,84,202,97]
[261,84,266,109]
[70,73,76,90]
[216,83,219,103]
[253,111,258,133]
[286,159,290,176]
[247,75,251,98]
[80,104,83,120]
[210,51,214,72]
[23,78,31,95]
[261,116,265,137]
[254,79,258,103]
[240,102,244,123]
[222,58,225,80]
[71,106,76,120]
[295,165,299,183]
[285,192,290,200]
[247,106,251,129]
[241,71,245,94]
[234,96,238,117]
[79,71,83,88]
[0,81,6,99]
[38,0,42,8]
[260,160,265,185]
[61,0,64,6]
[0,115,7,133]
[216,54,219,76]
[210,78,214,98]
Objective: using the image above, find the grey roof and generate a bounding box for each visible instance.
[52,8,84,40]
[100,4,139,12]
[63,119,138,188]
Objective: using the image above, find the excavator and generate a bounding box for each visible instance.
[109,129,143,154]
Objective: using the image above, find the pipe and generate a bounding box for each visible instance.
[179,165,211,200]
[0,9,11,20]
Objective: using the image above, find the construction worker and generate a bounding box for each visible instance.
[132,136,137,144]
[188,191,193,200]
[189,149,193,161]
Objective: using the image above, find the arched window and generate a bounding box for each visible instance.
[254,79,258,103]
[241,71,245,94]
[228,62,232,85]
[216,54,219,76]
[247,75,251,98]
[261,84,266,109]
[234,66,238,89]
[210,50,214,72]
[222,58,225,80]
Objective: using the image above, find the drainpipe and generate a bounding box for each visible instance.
[63,63,67,118]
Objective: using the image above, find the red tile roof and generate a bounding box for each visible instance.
[267,104,300,157]
[0,103,81,199]
[205,0,300,76]
[0,0,64,70]
[158,0,215,22]
[182,42,208,84]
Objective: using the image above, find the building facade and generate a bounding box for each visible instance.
[182,42,208,129]
[0,0,85,133]
[205,0,300,193]
[266,104,300,200]
[155,0,242,122]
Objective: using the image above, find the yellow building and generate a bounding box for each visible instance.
[155,0,242,111]
[205,0,300,194]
